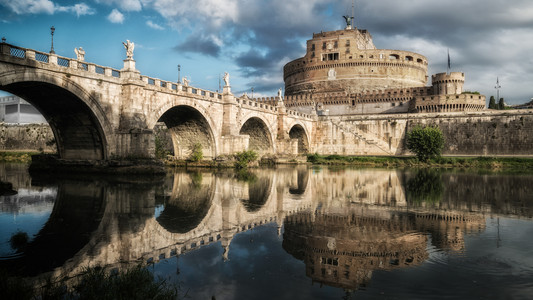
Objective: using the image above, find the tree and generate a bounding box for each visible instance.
[406,125,445,162]
[498,97,505,110]
[488,96,496,109]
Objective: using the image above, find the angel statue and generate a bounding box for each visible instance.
[74,47,85,61]
[277,88,283,100]
[122,40,134,59]
[343,15,353,28]
[223,72,230,86]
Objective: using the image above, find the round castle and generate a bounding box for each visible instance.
[283,28,428,96]
[282,25,485,115]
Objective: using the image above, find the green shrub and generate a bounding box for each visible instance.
[234,150,258,169]
[189,143,203,162]
[406,125,445,162]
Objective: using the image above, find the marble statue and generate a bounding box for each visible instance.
[223,72,230,86]
[74,47,85,61]
[182,77,189,86]
[122,40,134,59]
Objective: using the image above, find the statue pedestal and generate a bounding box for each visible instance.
[122,59,136,71]
[223,85,231,95]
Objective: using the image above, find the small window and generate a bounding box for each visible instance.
[311,44,315,51]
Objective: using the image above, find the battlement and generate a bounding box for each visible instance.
[432,72,465,84]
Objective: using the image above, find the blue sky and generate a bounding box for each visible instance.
[1,0,532,104]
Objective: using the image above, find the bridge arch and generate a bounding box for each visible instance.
[155,104,218,159]
[156,171,216,233]
[0,71,112,160]
[288,123,310,154]
[239,116,275,154]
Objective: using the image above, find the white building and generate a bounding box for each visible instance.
[0,95,47,124]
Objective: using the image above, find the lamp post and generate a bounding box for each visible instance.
[177,64,181,83]
[50,26,55,54]
[495,77,501,103]
[251,87,254,99]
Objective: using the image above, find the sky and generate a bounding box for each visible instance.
[0,0,532,104]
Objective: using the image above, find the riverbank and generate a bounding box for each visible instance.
[306,153,533,171]
[0,151,38,163]
[3,151,533,172]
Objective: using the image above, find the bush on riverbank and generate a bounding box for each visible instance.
[406,125,445,162]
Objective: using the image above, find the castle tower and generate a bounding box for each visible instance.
[431,72,465,95]
[283,28,428,97]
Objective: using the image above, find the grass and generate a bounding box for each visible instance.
[306,153,533,171]
[0,151,39,163]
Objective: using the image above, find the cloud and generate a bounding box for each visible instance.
[107,9,124,23]
[0,0,55,14]
[174,34,221,57]
[95,0,142,12]
[146,20,164,30]
[56,3,96,17]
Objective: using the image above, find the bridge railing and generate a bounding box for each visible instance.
[1,42,122,78]
[140,74,223,100]
[235,95,314,119]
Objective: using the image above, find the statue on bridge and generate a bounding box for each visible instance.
[278,88,283,100]
[182,77,189,86]
[122,40,135,60]
[223,72,230,87]
[74,47,85,61]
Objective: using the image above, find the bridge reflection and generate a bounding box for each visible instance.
[1,166,532,290]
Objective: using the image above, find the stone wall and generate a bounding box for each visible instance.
[314,110,533,156]
[0,123,56,152]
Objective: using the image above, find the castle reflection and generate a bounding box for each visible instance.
[1,164,532,291]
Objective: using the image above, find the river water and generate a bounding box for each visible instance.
[1,163,532,299]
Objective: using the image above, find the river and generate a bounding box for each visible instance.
[1,163,532,299]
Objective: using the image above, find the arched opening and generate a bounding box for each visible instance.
[156,171,215,233]
[240,172,273,212]
[0,82,106,160]
[289,124,309,154]
[239,117,273,154]
[289,166,309,195]
[158,105,215,159]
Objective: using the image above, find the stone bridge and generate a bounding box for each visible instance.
[0,42,315,160]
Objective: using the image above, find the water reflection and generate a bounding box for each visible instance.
[0,164,532,298]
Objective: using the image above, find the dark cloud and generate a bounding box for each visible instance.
[174,34,221,57]
[156,0,532,102]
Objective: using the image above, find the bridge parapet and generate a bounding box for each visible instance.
[1,42,122,78]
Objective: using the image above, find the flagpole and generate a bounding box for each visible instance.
[447,49,450,75]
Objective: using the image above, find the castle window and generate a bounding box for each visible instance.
[323,53,339,61]
[389,54,399,60]
[380,54,384,59]
[322,42,326,49]
[346,40,350,46]
[334,41,338,48]
[417,58,423,63]
[311,44,315,51]
[405,56,413,61]
[369,55,374,58]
